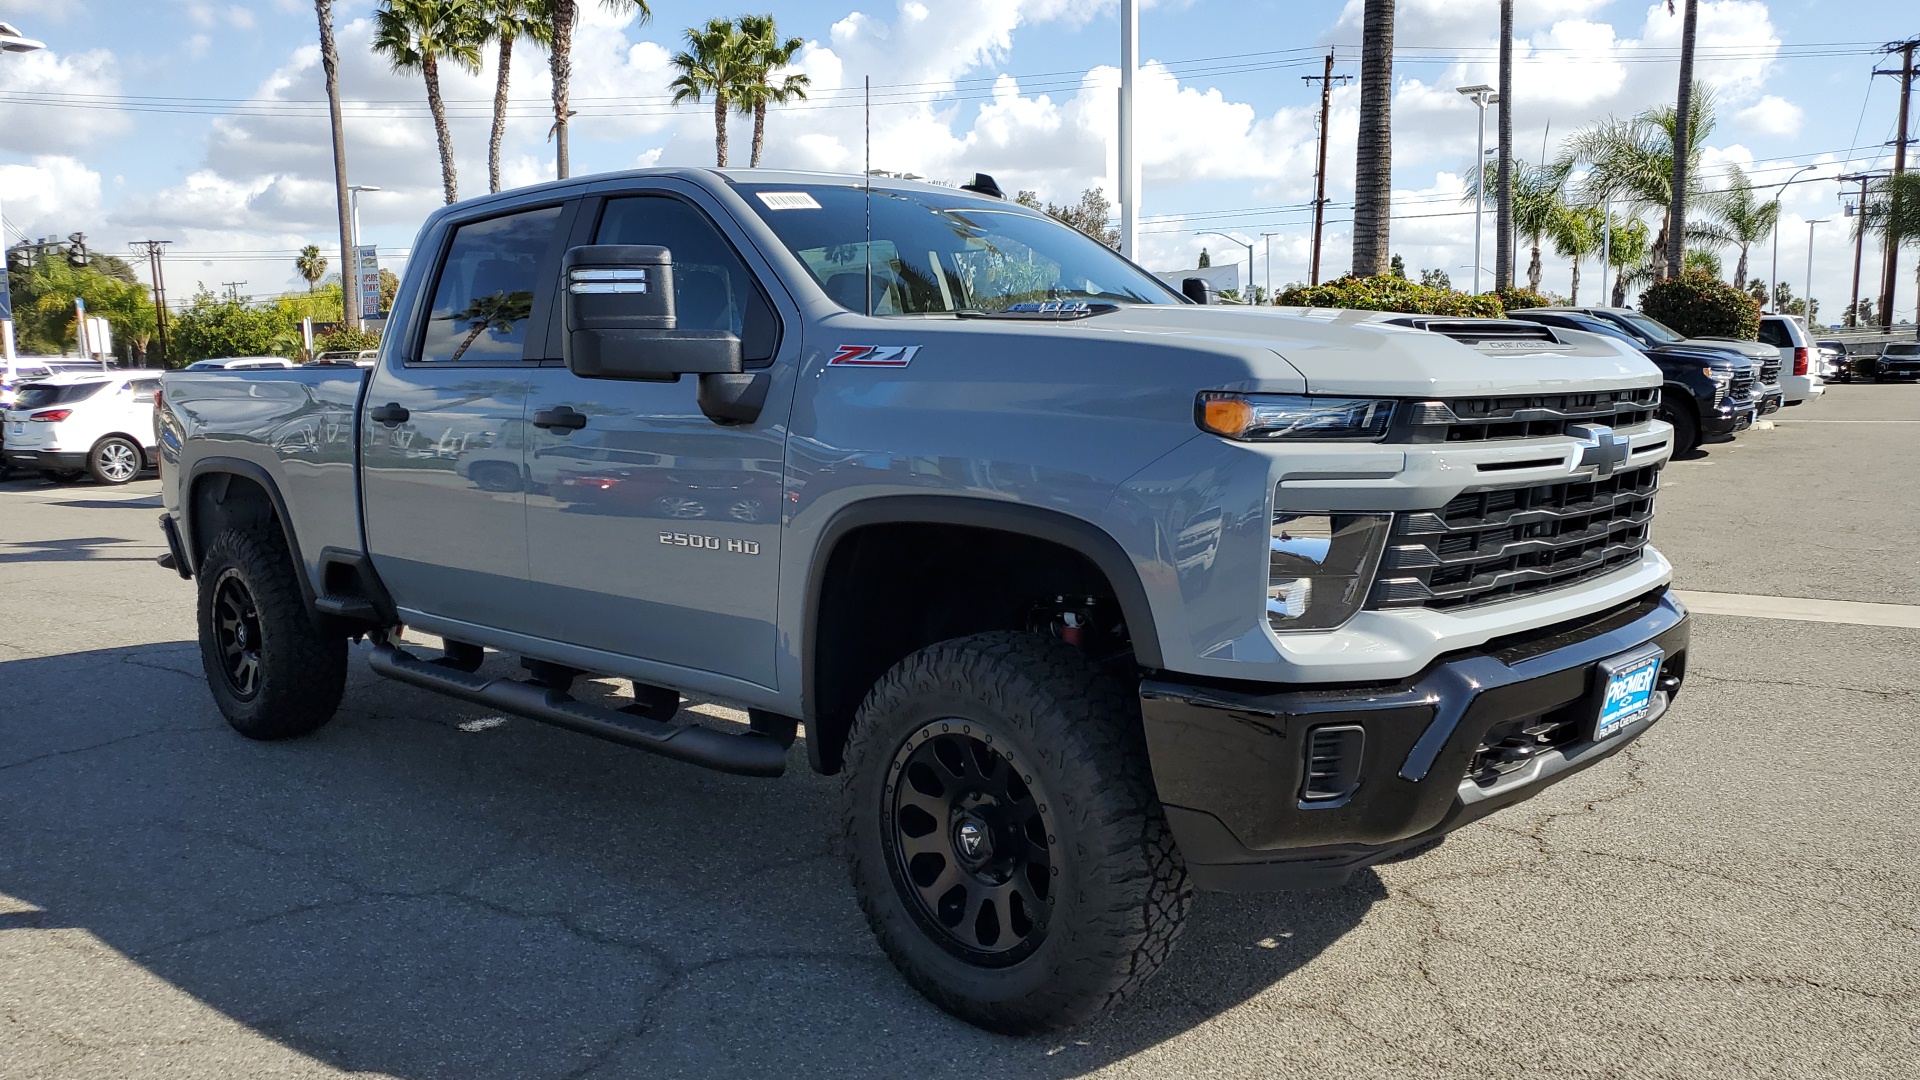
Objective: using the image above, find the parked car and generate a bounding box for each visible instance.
[1874,342,1920,382]
[307,350,379,368]
[1516,307,1784,415]
[1507,308,1758,454]
[1753,315,1824,406]
[183,356,297,371]
[1814,340,1849,382]
[159,167,1689,1034]
[3,370,162,484]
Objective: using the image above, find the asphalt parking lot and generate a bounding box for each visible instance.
[2,386,1916,1080]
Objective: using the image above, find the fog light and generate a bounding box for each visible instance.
[1268,512,1392,632]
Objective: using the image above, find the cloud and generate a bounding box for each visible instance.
[0,155,103,238]
[0,46,128,152]
[1734,94,1802,137]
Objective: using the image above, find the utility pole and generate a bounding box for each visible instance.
[1804,219,1827,327]
[130,240,172,367]
[1839,172,1886,327]
[1495,0,1514,291]
[222,281,248,304]
[1260,232,1279,301]
[1874,39,1916,334]
[1304,51,1351,285]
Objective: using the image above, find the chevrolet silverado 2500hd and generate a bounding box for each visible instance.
[157,169,1690,1034]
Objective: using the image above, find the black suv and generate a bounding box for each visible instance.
[1510,308,1757,454]
[1515,306,1783,415]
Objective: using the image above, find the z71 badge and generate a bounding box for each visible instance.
[828,345,920,368]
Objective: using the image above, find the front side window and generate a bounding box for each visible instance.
[736,183,1181,315]
[418,205,564,363]
[593,195,779,362]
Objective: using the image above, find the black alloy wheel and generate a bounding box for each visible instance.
[886,721,1058,965]
[211,569,265,699]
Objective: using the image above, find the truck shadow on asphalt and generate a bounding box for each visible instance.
[0,642,1383,1079]
[0,535,157,564]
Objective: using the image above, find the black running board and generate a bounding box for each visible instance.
[367,644,787,777]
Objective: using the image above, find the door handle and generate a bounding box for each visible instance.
[532,406,588,431]
[370,402,410,426]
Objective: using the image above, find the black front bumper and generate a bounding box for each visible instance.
[1141,589,1689,892]
[1877,363,1920,381]
[1700,400,1755,438]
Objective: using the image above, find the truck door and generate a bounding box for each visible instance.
[520,190,797,689]
[360,201,570,630]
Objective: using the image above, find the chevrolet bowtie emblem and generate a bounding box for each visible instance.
[1568,423,1631,478]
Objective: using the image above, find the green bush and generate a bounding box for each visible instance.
[1639,270,1760,340]
[1495,285,1554,312]
[314,326,380,354]
[1277,275,1504,317]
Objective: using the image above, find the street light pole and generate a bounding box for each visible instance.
[1456,85,1496,294]
[1197,231,1255,303]
[1260,232,1280,302]
[0,21,48,367]
[1118,0,1138,260]
[1767,164,1818,311]
[1804,219,1827,328]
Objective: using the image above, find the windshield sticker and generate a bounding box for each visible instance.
[828,345,920,368]
[755,191,821,210]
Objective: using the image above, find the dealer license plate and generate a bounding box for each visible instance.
[1595,650,1663,741]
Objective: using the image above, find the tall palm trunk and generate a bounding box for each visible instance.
[1734,243,1748,290]
[1611,275,1628,306]
[1528,241,1542,291]
[1666,0,1699,280]
[1495,0,1513,290]
[316,0,358,325]
[1648,218,1670,283]
[751,100,766,168]
[489,34,514,194]
[1351,0,1394,276]
[1569,258,1581,304]
[549,0,576,178]
[712,96,729,167]
[423,53,458,203]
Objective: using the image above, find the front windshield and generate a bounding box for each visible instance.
[1612,311,1685,344]
[736,183,1181,315]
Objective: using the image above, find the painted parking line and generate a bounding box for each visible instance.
[1771,419,1920,424]
[1674,590,1920,630]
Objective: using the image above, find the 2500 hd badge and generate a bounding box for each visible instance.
[660,531,760,554]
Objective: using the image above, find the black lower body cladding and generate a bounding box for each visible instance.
[1141,589,1689,892]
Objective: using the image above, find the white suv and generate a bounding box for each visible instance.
[1757,314,1825,406]
[3,371,162,484]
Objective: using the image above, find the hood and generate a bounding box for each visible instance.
[1687,336,1774,361]
[1060,305,1660,397]
[1650,344,1752,369]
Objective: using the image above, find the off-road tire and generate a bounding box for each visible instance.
[196,526,347,740]
[1658,400,1699,455]
[842,632,1190,1034]
[88,435,144,485]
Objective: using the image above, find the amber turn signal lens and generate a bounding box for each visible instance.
[1199,396,1253,438]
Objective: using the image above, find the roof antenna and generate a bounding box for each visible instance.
[864,75,873,319]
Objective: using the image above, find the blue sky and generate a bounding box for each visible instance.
[1,0,1915,320]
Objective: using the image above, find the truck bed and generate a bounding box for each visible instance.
[158,367,369,589]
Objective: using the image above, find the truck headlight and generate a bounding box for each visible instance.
[1198,393,1394,441]
[1268,513,1393,632]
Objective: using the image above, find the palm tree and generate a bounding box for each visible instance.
[1564,83,1716,286]
[1351,0,1395,277]
[670,18,745,168]
[315,0,358,325]
[1550,205,1603,304]
[1466,159,1570,292]
[1604,216,1652,305]
[731,15,809,169]
[373,0,485,205]
[546,0,650,180]
[295,245,328,293]
[1698,165,1776,290]
[448,289,534,361]
[1862,172,1920,336]
[1666,0,1700,279]
[480,0,553,194]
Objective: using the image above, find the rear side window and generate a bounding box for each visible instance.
[1757,321,1790,347]
[593,196,780,363]
[15,382,106,410]
[418,205,565,363]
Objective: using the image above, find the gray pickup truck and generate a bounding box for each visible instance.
[158,168,1690,1033]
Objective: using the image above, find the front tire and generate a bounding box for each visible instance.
[196,527,347,740]
[1658,401,1700,455]
[89,436,143,485]
[841,632,1190,1034]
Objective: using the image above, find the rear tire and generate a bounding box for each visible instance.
[196,527,347,740]
[1658,401,1700,455]
[841,632,1190,1034]
[88,436,143,485]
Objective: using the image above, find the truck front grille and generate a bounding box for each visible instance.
[1400,387,1659,443]
[1369,463,1661,611]
[1757,358,1781,385]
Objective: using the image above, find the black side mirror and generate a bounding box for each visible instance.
[562,245,742,381]
[1182,277,1217,305]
